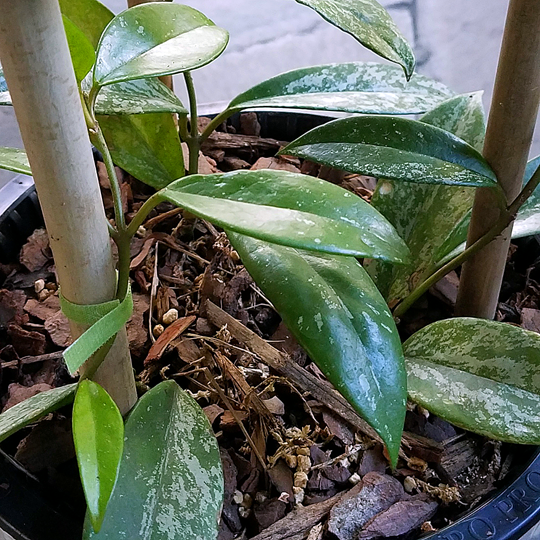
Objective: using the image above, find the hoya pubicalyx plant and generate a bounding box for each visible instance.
[3,0,536,538]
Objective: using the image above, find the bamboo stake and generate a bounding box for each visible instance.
[455,0,540,318]
[0,0,137,413]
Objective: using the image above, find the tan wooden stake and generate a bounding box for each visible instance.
[455,0,540,319]
[0,0,137,413]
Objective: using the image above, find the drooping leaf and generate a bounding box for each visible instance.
[96,112,184,189]
[282,115,497,187]
[73,381,124,533]
[432,155,540,268]
[83,380,223,539]
[228,62,453,116]
[92,79,187,116]
[0,147,31,175]
[93,4,229,86]
[157,170,410,263]
[59,0,114,48]
[229,234,406,466]
[404,318,540,444]
[0,384,77,443]
[63,16,97,82]
[366,93,486,303]
[295,0,415,78]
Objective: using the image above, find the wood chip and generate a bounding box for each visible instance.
[19,229,51,272]
[7,323,46,357]
[2,382,53,412]
[127,293,150,357]
[250,157,300,173]
[143,315,195,366]
[44,310,72,348]
[0,289,28,326]
[521,307,540,333]
[24,295,60,321]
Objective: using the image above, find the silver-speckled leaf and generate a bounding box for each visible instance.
[404,318,540,444]
[281,115,497,187]
[229,233,406,466]
[366,93,486,304]
[0,147,31,175]
[228,63,453,116]
[83,380,223,539]
[295,0,415,78]
[0,384,77,443]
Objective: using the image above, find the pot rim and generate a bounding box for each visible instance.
[1,109,540,540]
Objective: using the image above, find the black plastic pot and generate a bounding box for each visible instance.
[1,111,540,540]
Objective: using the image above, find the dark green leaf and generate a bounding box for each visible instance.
[404,318,540,444]
[282,115,497,187]
[228,62,453,116]
[92,79,187,116]
[73,381,124,533]
[94,4,229,86]
[83,380,223,539]
[0,384,77,443]
[158,170,410,262]
[96,112,184,189]
[366,93,486,303]
[64,16,96,82]
[229,234,406,466]
[59,0,114,48]
[0,147,31,175]
[295,0,415,78]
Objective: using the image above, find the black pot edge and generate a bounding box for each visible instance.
[1,110,539,540]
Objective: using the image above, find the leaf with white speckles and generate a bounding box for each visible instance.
[282,115,497,188]
[157,169,410,263]
[83,380,223,539]
[0,147,31,175]
[96,112,184,189]
[0,384,77,444]
[295,0,415,78]
[73,381,124,533]
[228,233,406,466]
[404,318,540,444]
[228,63,453,116]
[366,93,486,304]
[93,4,229,86]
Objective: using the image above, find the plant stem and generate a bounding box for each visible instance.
[184,71,200,175]
[455,0,540,318]
[199,109,236,146]
[394,165,540,320]
[126,192,162,238]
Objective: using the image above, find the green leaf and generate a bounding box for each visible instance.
[228,62,454,116]
[83,380,223,539]
[295,0,415,78]
[366,93,486,303]
[94,4,229,86]
[158,170,410,263]
[96,112,184,189]
[229,234,406,466]
[92,79,187,116]
[404,318,540,444]
[73,381,124,533]
[282,115,497,187]
[64,16,96,82]
[0,384,77,443]
[59,0,114,48]
[0,147,31,175]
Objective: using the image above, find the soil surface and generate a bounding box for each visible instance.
[0,113,537,540]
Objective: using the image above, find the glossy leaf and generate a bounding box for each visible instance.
[73,381,124,533]
[92,79,187,116]
[94,4,229,86]
[158,170,410,262]
[0,384,77,443]
[228,62,454,116]
[59,0,114,48]
[229,234,406,466]
[0,147,31,175]
[64,16,96,82]
[296,0,415,78]
[404,318,540,444]
[83,380,223,539]
[366,93,486,303]
[96,112,184,189]
[282,115,497,187]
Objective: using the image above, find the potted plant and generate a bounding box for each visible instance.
[0,0,539,538]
